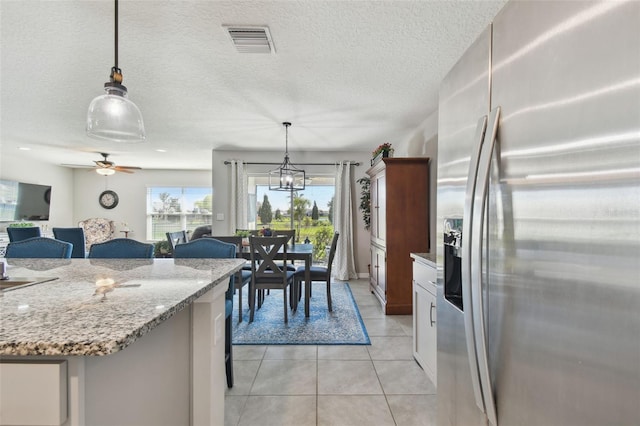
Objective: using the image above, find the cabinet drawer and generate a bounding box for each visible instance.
[413,261,436,295]
[0,360,68,425]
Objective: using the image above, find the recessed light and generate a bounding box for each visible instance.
[19,147,31,151]
[156,149,167,153]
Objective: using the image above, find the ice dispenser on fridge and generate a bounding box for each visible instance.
[444,218,463,311]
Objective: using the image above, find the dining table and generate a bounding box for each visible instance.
[0,257,244,426]
[240,243,314,317]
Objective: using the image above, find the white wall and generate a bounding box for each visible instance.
[73,169,212,242]
[211,149,371,276]
[396,109,438,252]
[0,150,74,231]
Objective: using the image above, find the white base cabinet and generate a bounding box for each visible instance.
[412,254,437,386]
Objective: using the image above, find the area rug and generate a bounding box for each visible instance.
[232,282,370,345]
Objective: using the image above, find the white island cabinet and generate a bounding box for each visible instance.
[0,258,244,426]
[411,253,437,386]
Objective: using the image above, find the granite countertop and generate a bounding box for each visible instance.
[0,258,244,357]
[410,252,436,268]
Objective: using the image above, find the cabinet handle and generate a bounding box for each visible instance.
[430,302,436,326]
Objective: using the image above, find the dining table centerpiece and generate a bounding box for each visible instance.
[235,229,251,246]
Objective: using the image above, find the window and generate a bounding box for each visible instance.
[146,187,212,240]
[249,174,335,263]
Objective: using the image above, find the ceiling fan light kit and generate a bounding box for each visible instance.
[96,167,116,176]
[86,0,145,143]
[269,122,305,192]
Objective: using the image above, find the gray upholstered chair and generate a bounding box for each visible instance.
[165,230,188,251]
[249,235,295,323]
[294,232,339,311]
[88,238,154,259]
[7,226,41,242]
[5,237,72,259]
[52,227,86,258]
[189,225,212,241]
[173,238,237,388]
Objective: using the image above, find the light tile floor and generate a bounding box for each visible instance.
[225,278,437,426]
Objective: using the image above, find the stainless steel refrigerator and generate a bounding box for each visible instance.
[436,1,640,425]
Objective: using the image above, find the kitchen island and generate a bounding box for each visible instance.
[0,257,245,426]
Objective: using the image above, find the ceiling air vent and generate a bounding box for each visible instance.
[224,26,275,54]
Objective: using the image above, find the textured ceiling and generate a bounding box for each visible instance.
[0,0,507,170]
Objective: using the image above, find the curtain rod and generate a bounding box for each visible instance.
[223,160,361,166]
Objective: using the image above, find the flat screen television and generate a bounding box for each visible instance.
[0,179,51,221]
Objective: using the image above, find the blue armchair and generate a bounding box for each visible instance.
[88,238,154,259]
[7,226,41,242]
[209,236,252,322]
[173,238,237,388]
[5,237,72,259]
[52,227,86,258]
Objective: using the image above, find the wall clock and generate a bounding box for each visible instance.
[99,190,119,209]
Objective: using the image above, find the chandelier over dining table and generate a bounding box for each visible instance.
[269,122,305,191]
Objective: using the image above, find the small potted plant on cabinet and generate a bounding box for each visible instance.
[371,142,394,165]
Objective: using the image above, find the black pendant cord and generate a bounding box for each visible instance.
[283,122,291,156]
[114,0,119,70]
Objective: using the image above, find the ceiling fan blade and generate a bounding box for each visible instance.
[61,163,94,168]
[116,166,142,170]
[114,167,135,174]
[95,161,112,168]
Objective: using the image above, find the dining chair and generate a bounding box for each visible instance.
[294,232,339,311]
[165,230,188,252]
[52,227,87,258]
[78,218,115,252]
[272,229,296,271]
[173,238,237,388]
[210,236,252,322]
[237,230,260,271]
[7,226,41,242]
[249,235,295,323]
[87,238,154,259]
[5,237,73,259]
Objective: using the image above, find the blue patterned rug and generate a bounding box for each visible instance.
[232,282,370,345]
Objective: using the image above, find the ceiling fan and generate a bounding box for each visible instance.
[61,153,142,175]
[92,153,141,175]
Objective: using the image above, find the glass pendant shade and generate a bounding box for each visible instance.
[87,82,145,142]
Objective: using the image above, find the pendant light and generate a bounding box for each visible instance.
[86,0,145,142]
[269,122,305,191]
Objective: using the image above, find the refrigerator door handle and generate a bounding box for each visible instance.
[461,115,488,413]
[471,106,501,426]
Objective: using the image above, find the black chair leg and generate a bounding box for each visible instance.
[225,314,233,388]
[326,279,332,312]
[249,287,256,322]
[283,287,288,323]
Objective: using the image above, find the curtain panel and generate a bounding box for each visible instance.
[229,160,248,233]
[334,161,358,280]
